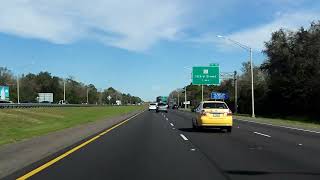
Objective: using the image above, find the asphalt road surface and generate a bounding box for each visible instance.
[8,110,320,180]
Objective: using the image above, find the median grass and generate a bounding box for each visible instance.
[0,106,144,146]
[234,114,320,131]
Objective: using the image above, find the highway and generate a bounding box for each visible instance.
[9,110,320,180]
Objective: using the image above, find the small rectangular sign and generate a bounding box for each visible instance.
[183,101,190,105]
[0,86,10,101]
[211,92,229,100]
[38,93,54,103]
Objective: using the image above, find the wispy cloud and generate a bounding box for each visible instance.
[0,0,188,51]
[195,11,320,52]
[226,11,320,51]
[1,1,319,53]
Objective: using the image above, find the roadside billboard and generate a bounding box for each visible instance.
[38,93,54,103]
[0,86,10,101]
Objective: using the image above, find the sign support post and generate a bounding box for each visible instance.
[201,85,204,102]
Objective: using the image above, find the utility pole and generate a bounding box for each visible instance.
[63,81,66,102]
[17,76,20,104]
[217,35,255,118]
[234,71,238,114]
[250,48,255,118]
[177,91,180,107]
[184,86,187,109]
[99,88,103,105]
[86,88,89,104]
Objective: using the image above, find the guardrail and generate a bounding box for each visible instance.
[0,103,107,109]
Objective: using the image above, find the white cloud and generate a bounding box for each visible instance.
[0,0,187,51]
[188,11,320,52]
[224,11,320,51]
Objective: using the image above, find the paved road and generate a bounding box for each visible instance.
[8,110,320,180]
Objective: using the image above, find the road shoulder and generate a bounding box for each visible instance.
[234,115,320,133]
[0,109,144,179]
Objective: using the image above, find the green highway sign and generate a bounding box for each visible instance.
[192,66,220,85]
[210,63,219,67]
[157,96,168,103]
[0,86,10,101]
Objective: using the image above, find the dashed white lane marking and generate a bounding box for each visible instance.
[298,143,303,146]
[166,118,168,121]
[170,123,174,127]
[190,148,196,151]
[237,119,320,134]
[180,134,189,141]
[253,132,271,138]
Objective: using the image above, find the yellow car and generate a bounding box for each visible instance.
[192,101,233,132]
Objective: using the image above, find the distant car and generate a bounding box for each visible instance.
[156,103,168,113]
[172,104,179,109]
[21,100,33,103]
[148,103,157,111]
[40,101,51,104]
[58,100,67,104]
[192,101,233,132]
[0,100,13,104]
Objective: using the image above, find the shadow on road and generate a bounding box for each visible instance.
[179,128,226,133]
[225,170,320,176]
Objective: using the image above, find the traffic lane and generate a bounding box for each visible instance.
[18,110,226,180]
[169,110,320,180]
[235,119,320,149]
[177,110,320,142]
[174,110,320,150]
[167,110,320,180]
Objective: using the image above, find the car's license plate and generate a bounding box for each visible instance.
[213,113,220,117]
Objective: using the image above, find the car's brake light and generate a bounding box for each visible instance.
[201,110,207,116]
[227,110,232,116]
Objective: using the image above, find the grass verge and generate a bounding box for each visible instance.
[0,106,144,146]
[234,115,320,131]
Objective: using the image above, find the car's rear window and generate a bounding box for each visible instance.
[150,103,156,106]
[203,103,227,109]
[158,103,166,106]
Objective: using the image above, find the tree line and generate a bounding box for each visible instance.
[0,69,143,105]
[171,21,320,119]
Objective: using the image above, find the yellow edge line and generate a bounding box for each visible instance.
[17,111,144,180]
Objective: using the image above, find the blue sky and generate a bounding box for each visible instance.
[1,0,320,101]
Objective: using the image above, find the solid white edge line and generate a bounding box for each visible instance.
[170,123,174,127]
[180,134,188,141]
[236,119,320,134]
[253,131,271,138]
